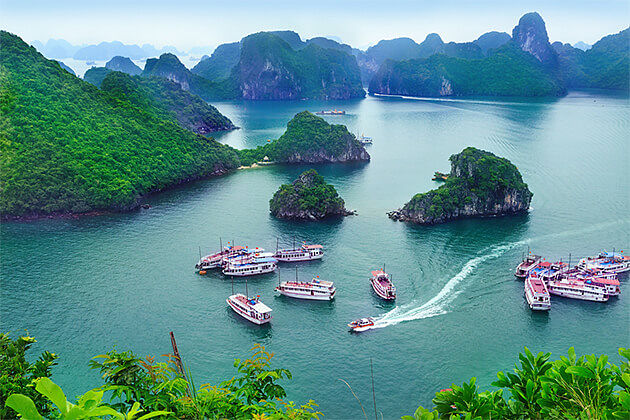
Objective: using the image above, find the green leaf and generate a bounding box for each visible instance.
[565,366,595,378]
[5,394,45,420]
[137,411,172,420]
[35,377,69,415]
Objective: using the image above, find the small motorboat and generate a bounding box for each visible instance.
[348,317,375,332]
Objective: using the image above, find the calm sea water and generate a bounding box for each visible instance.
[2,91,629,419]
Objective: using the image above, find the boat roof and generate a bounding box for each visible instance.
[371,270,387,276]
[583,277,620,285]
[602,251,624,258]
[539,261,552,267]
[528,276,547,294]
[303,244,323,249]
[251,301,272,313]
[252,257,277,263]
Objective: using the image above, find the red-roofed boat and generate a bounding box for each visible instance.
[525,273,551,311]
[370,269,396,300]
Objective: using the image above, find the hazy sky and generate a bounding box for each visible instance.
[2,0,629,51]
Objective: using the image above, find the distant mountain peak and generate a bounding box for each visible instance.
[512,12,557,65]
[572,41,592,51]
[423,33,444,45]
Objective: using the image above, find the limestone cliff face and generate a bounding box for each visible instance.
[143,53,193,90]
[269,169,353,220]
[512,12,557,66]
[235,33,365,100]
[388,147,532,224]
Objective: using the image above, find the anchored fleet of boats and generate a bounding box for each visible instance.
[196,240,626,328]
[516,250,627,311]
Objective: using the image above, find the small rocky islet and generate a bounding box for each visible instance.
[388,147,533,224]
[269,169,354,220]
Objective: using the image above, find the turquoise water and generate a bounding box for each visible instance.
[2,91,629,419]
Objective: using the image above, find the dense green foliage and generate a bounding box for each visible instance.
[233,32,365,100]
[370,43,565,97]
[142,53,238,100]
[403,147,531,219]
[100,71,235,133]
[405,347,630,419]
[0,334,58,418]
[238,111,365,165]
[555,28,629,90]
[83,66,112,87]
[473,31,511,55]
[0,31,240,217]
[105,56,142,76]
[191,42,241,81]
[269,169,347,219]
[2,335,319,420]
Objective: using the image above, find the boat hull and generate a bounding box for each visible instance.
[276,288,335,300]
[525,290,550,311]
[548,289,609,302]
[370,278,396,300]
[226,298,271,325]
[223,264,276,276]
[275,253,323,262]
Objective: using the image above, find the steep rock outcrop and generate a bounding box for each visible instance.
[105,56,142,75]
[269,169,353,220]
[388,147,532,224]
[512,12,557,66]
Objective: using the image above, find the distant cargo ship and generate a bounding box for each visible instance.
[316,110,345,115]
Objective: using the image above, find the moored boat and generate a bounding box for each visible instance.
[370,269,396,300]
[578,251,630,274]
[196,244,247,271]
[348,317,375,332]
[357,134,372,145]
[524,273,551,311]
[515,254,543,278]
[580,276,620,297]
[540,261,569,283]
[316,109,345,115]
[547,278,609,302]
[275,277,336,300]
[223,257,277,276]
[226,293,272,324]
[274,243,324,262]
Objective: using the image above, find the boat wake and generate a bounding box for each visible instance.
[366,219,628,331]
[370,241,524,329]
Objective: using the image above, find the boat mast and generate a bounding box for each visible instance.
[295,266,298,281]
[278,270,281,286]
[276,237,279,254]
[245,278,249,298]
[569,253,571,268]
[220,237,223,253]
[198,246,202,260]
[370,358,377,420]
[231,276,234,295]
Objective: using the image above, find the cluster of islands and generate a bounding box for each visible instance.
[0,12,627,222]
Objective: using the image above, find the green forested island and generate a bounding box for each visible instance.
[99,71,236,133]
[238,111,370,165]
[388,147,532,224]
[369,13,629,97]
[0,31,239,218]
[269,169,352,220]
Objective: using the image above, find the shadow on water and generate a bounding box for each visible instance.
[225,307,274,340]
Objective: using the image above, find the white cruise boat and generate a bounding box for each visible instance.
[524,273,551,311]
[515,254,542,278]
[547,278,609,302]
[275,277,336,300]
[274,243,324,262]
[223,257,277,277]
[540,261,569,283]
[370,269,396,300]
[578,251,630,274]
[578,277,620,297]
[196,245,247,271]
[226,293,272,324]
[357,134,373,145]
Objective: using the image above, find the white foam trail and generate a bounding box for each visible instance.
[367,219,628,330]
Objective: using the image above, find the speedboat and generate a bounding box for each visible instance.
[348,317,375,332]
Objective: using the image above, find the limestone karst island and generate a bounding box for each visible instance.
[1,1,628,419]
